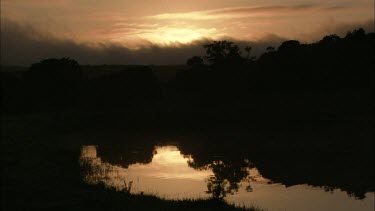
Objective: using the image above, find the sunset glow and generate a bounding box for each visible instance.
[1,0,373,65]
[2,0,373,45]
[139,27,219,45]
[2,1,373,210]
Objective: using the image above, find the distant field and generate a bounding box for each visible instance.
[1,65,187,83]
[151,65,188,83]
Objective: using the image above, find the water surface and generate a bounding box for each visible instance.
[80,145,374,211]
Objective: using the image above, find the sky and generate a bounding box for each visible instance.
[1,0,374,65]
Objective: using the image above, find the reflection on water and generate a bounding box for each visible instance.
[202,159,256,199]
[80,145,213,198]
[80,145,374,211]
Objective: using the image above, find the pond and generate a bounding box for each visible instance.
[80,143,374,211]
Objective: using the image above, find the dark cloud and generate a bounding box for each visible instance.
[0,19,285,66]
[0,19,201,66]
[1,18,372,66]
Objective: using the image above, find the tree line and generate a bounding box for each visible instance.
[1,28,374,123]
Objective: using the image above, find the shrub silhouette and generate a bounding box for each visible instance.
[24,58,82,109]
[26,58,81,83]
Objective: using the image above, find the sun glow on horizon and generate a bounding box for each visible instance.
[137,27,221,45]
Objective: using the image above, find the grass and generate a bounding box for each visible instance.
[78,183,261,211]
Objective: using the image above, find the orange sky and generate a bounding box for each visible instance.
[1,0,373,47]
[1,0,374,65]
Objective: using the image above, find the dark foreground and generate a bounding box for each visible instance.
[1,29,373,210]
[1,114,262,211]
[2,111,373,210]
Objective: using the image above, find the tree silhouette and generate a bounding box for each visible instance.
[345,28,365,39]
[266,46,276,52]
[203,41,243,67]
[24,57,82,109]
[320,34,340,44]
[244,46,252,60]
[187,56,204,68]
[278,40,300,52]
[26,58,81,82]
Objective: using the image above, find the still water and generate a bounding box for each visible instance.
[79,144,374,211]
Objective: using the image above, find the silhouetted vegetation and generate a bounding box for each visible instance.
[1,28,373,209]
[2,28,373,121]
[204,160,254,199]
[24,58,82,110]
[175,29,373,123]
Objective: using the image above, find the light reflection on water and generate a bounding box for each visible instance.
[80,145,374,211]
[80,145,213,198]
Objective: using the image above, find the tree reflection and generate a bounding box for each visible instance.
[80,154,115,185]
[96,144,156,168]
[206,175,227,199]
[193,159,255,199]
[82,137,374,200]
